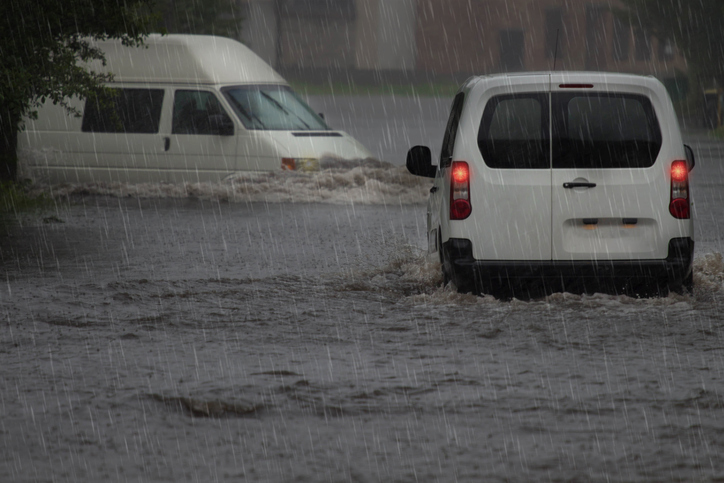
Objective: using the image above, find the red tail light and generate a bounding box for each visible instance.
[452,163,469,183]
[669,160,690,219]
[450,161,471,220]
[671,161,687,183]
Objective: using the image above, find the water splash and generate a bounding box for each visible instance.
[31,159,430,206]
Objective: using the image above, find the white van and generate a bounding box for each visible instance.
[407,72,695,298]
[18,34,372,183]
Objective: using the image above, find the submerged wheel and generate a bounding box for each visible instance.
[437,230,444,264]
[683,271,694,293]
[668,271,694,296]
[443,267,452,287]
[439,230,451,287]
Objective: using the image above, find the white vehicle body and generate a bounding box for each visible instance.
[18,34,372,183]
[407,72,695,297]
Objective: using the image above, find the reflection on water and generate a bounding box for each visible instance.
[3,215,724,481]
[3,151,724,480]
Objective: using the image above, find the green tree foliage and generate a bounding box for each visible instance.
[0,0,157,181]
[156,0,242,38]
[619,0,724,87]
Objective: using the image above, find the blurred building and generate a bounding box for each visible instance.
[237,0,687,89]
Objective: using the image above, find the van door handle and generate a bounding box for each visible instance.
[563,182,596,189]
[430,186,438,193]
[163,137,170,151]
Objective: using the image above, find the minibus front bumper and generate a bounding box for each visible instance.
[442,237,694,298]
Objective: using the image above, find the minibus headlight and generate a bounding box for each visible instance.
[282,158,319,172]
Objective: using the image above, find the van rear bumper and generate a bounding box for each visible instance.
[442,237,694,297]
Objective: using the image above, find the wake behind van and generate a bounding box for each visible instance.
[18,34,373,183]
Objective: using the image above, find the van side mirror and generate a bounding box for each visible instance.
[406,145,436,178]
[684,144,695,171]
[209,114,234,136]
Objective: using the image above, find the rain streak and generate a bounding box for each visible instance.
[3,1,724,482]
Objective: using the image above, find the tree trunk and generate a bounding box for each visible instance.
[0,108,19,182]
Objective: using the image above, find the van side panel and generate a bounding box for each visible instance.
[19,91,168,183]
[448,76,554,261]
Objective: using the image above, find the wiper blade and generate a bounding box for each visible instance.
[230,97,266,129]
[260,91,311,129]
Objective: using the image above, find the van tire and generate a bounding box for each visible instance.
[438,230,444,264]
[684,270,694,295]
[439,230,451,287]
[668,271,694,296]
[683,271,694,294]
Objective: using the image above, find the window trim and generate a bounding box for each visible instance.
[439,92,466,168]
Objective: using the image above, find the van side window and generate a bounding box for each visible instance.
[172,91,232,135]
[440,92,465,167]
[478,94,549,169]
[82,89,164,134]
[552,93,662,169]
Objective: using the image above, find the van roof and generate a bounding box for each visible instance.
[472,71,657,80]
[467,71,660,85]
[87,34,287,86]
[462,71,665,94]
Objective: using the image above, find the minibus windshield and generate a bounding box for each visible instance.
[222,85,329,131]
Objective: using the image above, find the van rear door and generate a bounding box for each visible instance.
[549,84,667,261]
[472,86,552,261]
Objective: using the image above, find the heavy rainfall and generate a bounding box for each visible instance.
[2,0,724,481]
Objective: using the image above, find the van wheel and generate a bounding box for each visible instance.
[437,230,444,264]
[683,271,694,294]
[443,268,451,287]
[669,272,694,296]
[439,230,450,286]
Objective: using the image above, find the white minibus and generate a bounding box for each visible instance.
[18,34,373,183]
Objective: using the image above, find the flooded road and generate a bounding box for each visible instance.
[2,97,724,482]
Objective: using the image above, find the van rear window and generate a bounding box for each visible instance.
[82,89,164,134]
[553,94,661,169]
[478,92,661,170]
[478,94,549,169]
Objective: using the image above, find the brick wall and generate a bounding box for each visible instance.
[415,0,687,77]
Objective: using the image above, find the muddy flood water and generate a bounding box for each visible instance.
[2,98,724,482]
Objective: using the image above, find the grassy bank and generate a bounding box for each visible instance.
[0,181,56,226]
[711,126,724,139]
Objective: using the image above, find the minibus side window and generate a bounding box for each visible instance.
[82,89,164,134]
[172,90,233,135]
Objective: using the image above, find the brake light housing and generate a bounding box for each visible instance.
[669,160,690,219]
[450,161,471,220]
